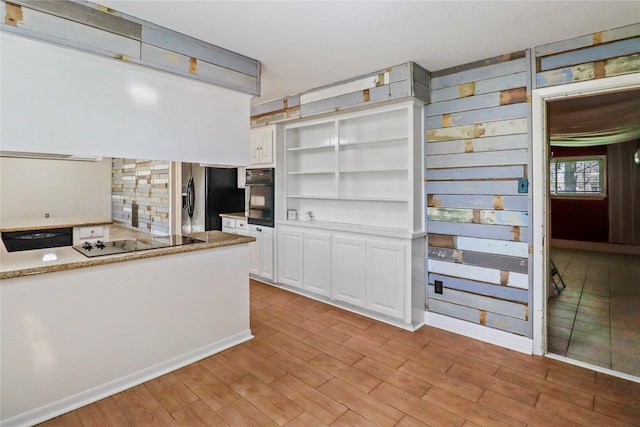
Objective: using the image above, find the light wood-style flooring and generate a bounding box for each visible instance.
[39,280,640,426]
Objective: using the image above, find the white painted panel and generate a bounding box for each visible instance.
[1,33,250,166]
[428,259,500,285]
[456,236,529,258]
[1,245,250,425]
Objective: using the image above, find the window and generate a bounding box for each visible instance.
[549,155,606,197]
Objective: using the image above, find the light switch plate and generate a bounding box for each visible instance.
[518,178,529,194]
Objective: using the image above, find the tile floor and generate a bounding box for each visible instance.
[548,247,640,377]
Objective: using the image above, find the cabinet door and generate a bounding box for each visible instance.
[303,231,331,297]
[366,239,406,319]
[259,226,274,281]
[277,227,303,288]
[250,131,262,165]
[259,131,274,164]
[331,235,366,306]
[248,227,261,276]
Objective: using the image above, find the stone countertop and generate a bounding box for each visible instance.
[219,212,247,219]
[0,231,255,280]
[0,217,113,232]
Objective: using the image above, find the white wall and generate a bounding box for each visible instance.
[0,33,251,166]
[0,157,111,224]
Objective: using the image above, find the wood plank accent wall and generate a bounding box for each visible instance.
[1,0,260,95]
[112,159,171,235]
[250,62,429,126]
[425,51,532,337]
[535,23,640,88]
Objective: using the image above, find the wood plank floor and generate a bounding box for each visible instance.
[39,280,640,426]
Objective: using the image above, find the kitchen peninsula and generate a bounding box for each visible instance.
[0,231,255,426]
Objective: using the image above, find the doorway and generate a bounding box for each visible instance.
[531,73,640,381]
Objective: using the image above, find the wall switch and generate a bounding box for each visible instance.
[434,280,443,294]
[517,178,529,193]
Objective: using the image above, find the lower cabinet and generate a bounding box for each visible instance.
[303,230,331,297]
[248,224,274,281]
[331,235,366,306]
[277,224,418,324]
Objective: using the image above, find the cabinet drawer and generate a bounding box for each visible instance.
[221,217,236,228]
[78,226,104,239]
[235,218,247,231]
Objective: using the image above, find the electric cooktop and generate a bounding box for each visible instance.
[72,235,204,258]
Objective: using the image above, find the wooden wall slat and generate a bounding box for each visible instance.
[430,57,528,90]
[540,38,640,71]
[428,285,527,320]
[456,236,529,258]
[427,165,524,181]
[426,103,529,129]
[426,118,528,142]
[427,179,521,195]
[426,149,529,169]
[428,259,527,289]
[428,299,529,335]
[431,72,527,103]
[428,208,528,227]
[428,194,528,211]
[3,4,140,59]
[427,221,527,243]
[535,23,640,57]
[428,273,528,303]
[427,134,528,156]
[427,246,528,274]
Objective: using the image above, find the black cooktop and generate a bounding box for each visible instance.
[72,235,204,258]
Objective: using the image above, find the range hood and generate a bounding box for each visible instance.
[0,151,103,162]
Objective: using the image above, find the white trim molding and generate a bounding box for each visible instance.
[424,311,533,354]
[531,73,640,356]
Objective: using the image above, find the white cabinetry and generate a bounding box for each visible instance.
[250,126,275,166]
[73,225,109,245]
[303,230,331,297]
[221,216,248,235]
[366,239,406,319]
[331,234,366,306]
[277,227,303,288]
[282,102,423,230]
[249,224,274,281]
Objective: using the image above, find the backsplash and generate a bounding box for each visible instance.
[111,158,170,235]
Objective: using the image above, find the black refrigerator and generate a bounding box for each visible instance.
[204,167,246,231]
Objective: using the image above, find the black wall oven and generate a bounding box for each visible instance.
[246,168,274,227]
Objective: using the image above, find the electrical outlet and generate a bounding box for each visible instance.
[434,280,443,294]
[45,213,50,218]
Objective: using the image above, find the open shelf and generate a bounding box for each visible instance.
[282,101,420,230]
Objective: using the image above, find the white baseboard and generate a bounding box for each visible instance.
[424,311,533,354]
[1,330,254,427]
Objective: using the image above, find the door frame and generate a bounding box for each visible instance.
[531,73,640,355]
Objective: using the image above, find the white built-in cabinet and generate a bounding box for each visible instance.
[250,125,275,166]
[272,99,426,329]
[282,101,423,230]
[249,224,274,281]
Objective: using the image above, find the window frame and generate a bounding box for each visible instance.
[549,154,607,200]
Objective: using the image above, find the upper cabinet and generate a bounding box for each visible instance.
[282,101,424,232]
[250,125,275,166]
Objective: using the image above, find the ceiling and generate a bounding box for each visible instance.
[548,89,640,146]
[99,1,640,106]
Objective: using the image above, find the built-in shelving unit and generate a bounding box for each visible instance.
[283,101,423,231]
